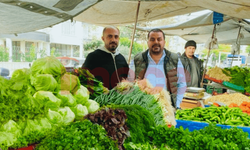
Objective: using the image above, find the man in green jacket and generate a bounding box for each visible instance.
[180,40,204,87]
[129,28,187,109]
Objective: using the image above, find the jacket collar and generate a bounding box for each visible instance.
[182,52,195,59]
[98,46,120,56]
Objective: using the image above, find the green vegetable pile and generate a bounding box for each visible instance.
[110,105,156,144]
[72,68,109,99]
[35,120,118,150]
[94,84,167,126]
[0,56,99,149]
[148,124,250,150]
[84,107,129,150]
[223,66,250,93]
[176,106,250,126]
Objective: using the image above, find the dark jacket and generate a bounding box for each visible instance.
[133,49,179,107]
[180,53,203,87]
[82,49,129,90]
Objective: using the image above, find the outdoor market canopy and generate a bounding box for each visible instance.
[0,0,250,34]
[136,11,250,45]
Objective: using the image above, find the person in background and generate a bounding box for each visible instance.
[82,26,129,90]
[180,40,204,87]
[128,28,187,109]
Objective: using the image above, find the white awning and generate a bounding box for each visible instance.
[136,11,250,45]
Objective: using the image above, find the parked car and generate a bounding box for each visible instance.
[0,67,10,79]
[56,57,85,72]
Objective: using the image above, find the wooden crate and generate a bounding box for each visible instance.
[180,99,204,109]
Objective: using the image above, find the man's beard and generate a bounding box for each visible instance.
[150,44,163,55]
[107,42,117,52]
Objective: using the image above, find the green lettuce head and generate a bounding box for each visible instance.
[1,120,21,137]
[74,85,89,105]
[12,68,30,79]
[30,56,66,82]
[57,90,77,107]
[71,104,88,120]
[87,99,99,113]
[33,91,62,110]
[47,109,63,124]
[30,74,58,93]
[58,107,75,125]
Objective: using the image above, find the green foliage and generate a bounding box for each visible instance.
[149,124,250,150]
[39,49,47,58]
[110,105,156,144]
[23,44,37,62]
[119,37,145,56]
[246,45,250,54]
[50,47,61,57]
[0,46,9,62]
[36,120,118,150]
[83,39,103,51]
[94,85,166,126]
[201,44,231,62]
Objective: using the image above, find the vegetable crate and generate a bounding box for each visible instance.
[9,144,36,150]
[176,120,250,138]
[206,86,223,94]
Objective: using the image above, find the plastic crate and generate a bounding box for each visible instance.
[206,88,223,94]
[204,74,223,84]
[176,120,250,138]
[9,144,37,150]
[222,81,245,93]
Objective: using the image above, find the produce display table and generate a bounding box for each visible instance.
[176,120,250,138]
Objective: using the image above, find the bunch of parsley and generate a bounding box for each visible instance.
[35,120,118,150]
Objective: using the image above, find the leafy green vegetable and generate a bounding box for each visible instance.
[59,73,80,94]
[148,124,250,150]
[71,104,88,120]
[73,85,89,105]
[87,99,100,113]
[30,56,66,83]
[84,107,129,149]
[0,132,16,149]
[30,74,58,93]
[58,107,75,125]
[72,68,109,99]
[94,85,166,126]
[21,119,47,144]
[47,109,63,124]
[0,120,21,137]
[36,120,118,150]
[110,105,156,144]
[33,91,62,110]
[57,90,77,107]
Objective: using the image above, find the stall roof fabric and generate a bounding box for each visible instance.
[74,0,250,26]
[0,0,99,34]
[1,0,250,34]
[136,11,250,45]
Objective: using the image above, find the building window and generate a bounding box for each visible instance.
[73,45,80,57]
[12,41,21,62]
[25,42,36,62]
[50,43,71,57]
[62,21,75,36]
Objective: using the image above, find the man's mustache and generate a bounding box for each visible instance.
[152,44,160,47]
[109,42,117,45]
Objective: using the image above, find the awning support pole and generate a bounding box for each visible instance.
[128,0,140,65]
[201,24,216,88]
[231,25,242,67]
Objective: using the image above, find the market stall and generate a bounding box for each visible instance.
[1,56,250,150]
